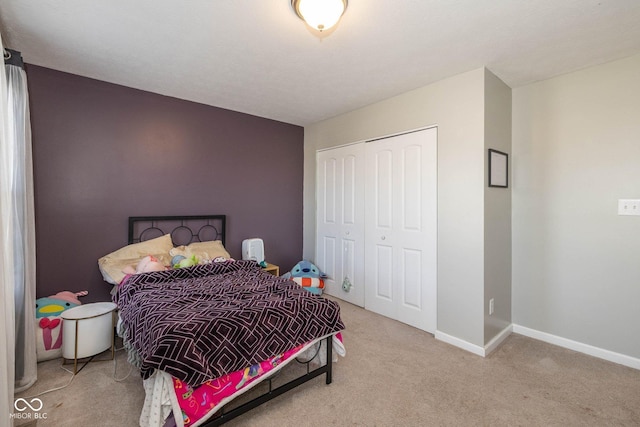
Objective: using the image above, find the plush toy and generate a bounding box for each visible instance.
[35,290,88,361]
[173,254,199,269]
[284,260,326,295]
[171,254,186,267]
[122,255,167,275]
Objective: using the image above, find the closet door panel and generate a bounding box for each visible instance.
[319,236,337,294]
[365,128,437,333]
[343,154,357,225]
[339,145,365,307]
[402,144,422,231]
[365,139,397,318]
[316,144,365,307]
[321,158,337,224]
[375,244,394,301]
[401,248,422,309]
[374,149,393,230]
[395,129,437,332]
[317,152,339,299]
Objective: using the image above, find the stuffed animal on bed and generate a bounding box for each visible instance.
[172,254,199,269]
[284,260,326,295]
[122,255,167,275]
[35,290,88,361]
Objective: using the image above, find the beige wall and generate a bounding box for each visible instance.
[512,54,640,358]
[304,68,488,346]
[304,52,640,361]
[484,70,512,343]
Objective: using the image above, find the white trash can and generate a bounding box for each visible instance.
[61,302,116,373]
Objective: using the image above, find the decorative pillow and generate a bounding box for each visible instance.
[98,234,173,284]
[169,240,231,262]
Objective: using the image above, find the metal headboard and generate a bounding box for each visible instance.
[128,215,226,247]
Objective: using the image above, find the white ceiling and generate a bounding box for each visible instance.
[1,0,640,126]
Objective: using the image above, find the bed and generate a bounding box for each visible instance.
[102,215,346,427]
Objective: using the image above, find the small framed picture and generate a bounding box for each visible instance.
[488,149,508,188]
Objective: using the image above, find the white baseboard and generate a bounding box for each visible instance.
[513,324,640,370]
[436,324,513,357]
[484,324,513,356]
[437,324,640,370]
[434,331,486,357]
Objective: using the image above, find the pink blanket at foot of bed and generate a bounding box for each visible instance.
[173,332,344,426]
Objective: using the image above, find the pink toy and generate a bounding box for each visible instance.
[48,290,89,305]
[122,255,167,275]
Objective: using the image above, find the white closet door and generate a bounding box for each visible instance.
[316,144,365,307]
[364,128,437,332]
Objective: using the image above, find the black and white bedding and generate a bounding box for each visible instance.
[115,259,345,388]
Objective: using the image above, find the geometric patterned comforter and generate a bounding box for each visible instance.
[114,260,345,387]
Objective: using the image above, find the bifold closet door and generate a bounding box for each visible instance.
[364,128,437,333]
[316,144,365,307]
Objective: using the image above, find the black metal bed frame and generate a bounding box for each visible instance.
[127,215,335,426]
[128,215,226,246]
[205,335,333,426]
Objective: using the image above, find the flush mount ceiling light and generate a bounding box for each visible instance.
[291,0,348,32]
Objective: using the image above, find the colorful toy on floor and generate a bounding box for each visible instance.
[35,290,88,361]
[284,260,326,295]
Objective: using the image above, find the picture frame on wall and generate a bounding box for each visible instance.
[488,149,508,188]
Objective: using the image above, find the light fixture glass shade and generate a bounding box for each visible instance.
[292,0,347,32]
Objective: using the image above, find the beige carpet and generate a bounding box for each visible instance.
[15,298,640,426]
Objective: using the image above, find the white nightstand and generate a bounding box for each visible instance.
[61,302,117,374]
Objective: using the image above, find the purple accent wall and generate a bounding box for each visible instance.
[27,65,304,303]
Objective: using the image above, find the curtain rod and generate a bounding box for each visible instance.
[4,48,24,68]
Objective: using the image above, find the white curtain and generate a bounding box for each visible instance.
[1,36,38,423]
[6,56,37,393]
[0,35,17,424]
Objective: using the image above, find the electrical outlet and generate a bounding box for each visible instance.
[618,199,640,216]
[489,298,495,315]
